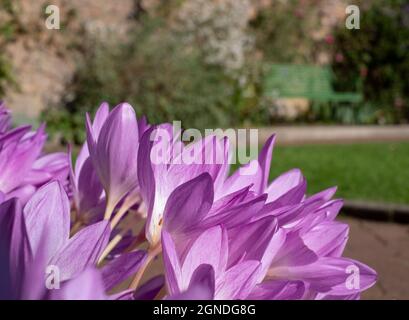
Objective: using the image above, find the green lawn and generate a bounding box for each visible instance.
[234,142,409,204]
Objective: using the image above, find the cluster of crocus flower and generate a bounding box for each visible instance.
[0,102,69,204]
[0,102,377,300]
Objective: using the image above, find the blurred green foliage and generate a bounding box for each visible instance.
[44,16,268,144]
[332,0,409,124]
[42,0,409,143]
[0,0,18,97]
[250,0,323,64]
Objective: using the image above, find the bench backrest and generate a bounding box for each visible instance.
[264,64,362,103]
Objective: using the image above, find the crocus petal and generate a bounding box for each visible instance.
[0,125,31,147]
[81,102,110,158]
[49,268,107,300]
[248,280,305,300]
[169,264,215,300]
[201,194,267,229]
[163,173,213,234]
[227,216,277,265]
[307,186,338,203]
[110,289,135,300]
[137,127,156,243]
[23,181,70,259]
[50,221,110,281]
[269,232,318,269]
[266,169,303,203]
[301,221,349,257]
[87,103,139,214]
[20,230,57,300]
[92,102,110,137]
[257,135,276,194]
[320,199,344,221]
[0,125,46,193]
[162,230,183,295]
[137,115,150,138]
[75,103,110,185]
[76,157,104,218]
[181,226,228,290]
[207,185,252,217]
[270,257,377,295]
[228,217,286,282]
[0,199,30,299]
[25,152,69,186]
[5,184,36,205]
[222,135,275,197]
[172,135,228,185]
[101,250,147,291]
[221,159,259,195]
[134,275,165,300]
[268,178,307,208]
[298,200,344,232]
[216,260,261,300]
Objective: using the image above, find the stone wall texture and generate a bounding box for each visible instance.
[2,0,134,120]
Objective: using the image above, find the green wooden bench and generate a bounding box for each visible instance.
[264,64,362,104]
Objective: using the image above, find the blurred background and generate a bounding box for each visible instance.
[0,0,408,299]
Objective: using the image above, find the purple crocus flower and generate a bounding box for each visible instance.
[70,103,108,223]
[0,125,46,195]
[0,180,148,300]
[0,100,378,300]
[162,226,263,300]
[218,135,378,299]
[138,125,229,245]
[158,135,377,300]
[0,182,110,299]
[0,103,69,204]
[86,103,141,220]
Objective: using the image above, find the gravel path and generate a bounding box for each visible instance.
[340,216,409,299]
[257,125,409,145]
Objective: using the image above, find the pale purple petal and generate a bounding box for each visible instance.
[249,280,305,300]
[50,221,110,281]
[0,125,46,193]
[162,230,183,295]
[270,257,377,295]
[134,275,165,300]
[88,103,139,212]
[0,198,30,298]
[216,260,261,300]
[301,221,349,257]
[23,181,70,259]
[269,232,318,269]
[169,264,215,300]
[101,250,147,291]
[181,226,228,289]
[50,268,107,300]
[266,169,303,203]
[163,173,213,233]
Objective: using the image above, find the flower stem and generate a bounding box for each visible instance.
[97,232,125,265]
[103,200,115,221]
[128,244,162,290]
[110,197,138,229]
